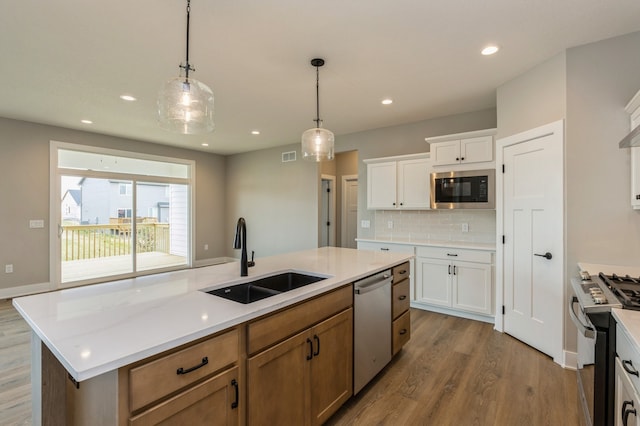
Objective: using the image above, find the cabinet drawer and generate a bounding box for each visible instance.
[248,285,352,355]
[617,324,640,392]
[392,310,411,356]
[358,241,415,254]
[393,262,410,284]
[415,246,492,263]
[392,280,410,320]
[129,328,239,413]
[130,366,239,426]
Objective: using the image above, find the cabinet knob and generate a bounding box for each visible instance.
[398,295,407,300]
[399,329,407,335]
[455,157,459,161]
[636,194,640,200]
[460,157,465,161]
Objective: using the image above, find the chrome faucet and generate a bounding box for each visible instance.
[233,217,255,276]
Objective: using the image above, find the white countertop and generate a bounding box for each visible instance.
[13,247,412,382]
[578,262,640,276]
[613,308,640,354]
[356,238,496,251]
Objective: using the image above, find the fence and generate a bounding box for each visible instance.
[61,223,170,261]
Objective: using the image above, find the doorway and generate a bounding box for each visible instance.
[496,120,564,364]
[320,175,336,247]
[341,175,358,248]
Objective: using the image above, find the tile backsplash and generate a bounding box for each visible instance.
[374,210,496,243]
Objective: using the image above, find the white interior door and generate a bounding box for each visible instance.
[498,120,564,363]
[341,176,358,248]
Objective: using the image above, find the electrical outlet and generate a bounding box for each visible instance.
[462,223,469,232]
[361,220,370,228]
[204,244,209,251]
[29,219,44,229]
[5,264,13,273]
[387,221,393,229]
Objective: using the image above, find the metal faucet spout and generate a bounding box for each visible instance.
[234,217,248,276]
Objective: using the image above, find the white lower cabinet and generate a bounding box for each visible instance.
[616,324,640,426]
[415,246,493,317]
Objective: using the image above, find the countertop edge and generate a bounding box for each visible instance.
[356,238,496,251]
[14,248,413,382]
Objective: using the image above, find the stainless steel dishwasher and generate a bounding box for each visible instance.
[353,269,392,394]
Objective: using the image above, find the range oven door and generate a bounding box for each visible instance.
[570,296,614,426]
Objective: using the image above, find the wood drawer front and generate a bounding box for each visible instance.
[392,280,410,320]
[393,262,410,284]
[392,310,411,356]
[130,366,239,426]
[248,285,352,355]
[415,246,492,264]
[617,324,640,391]
[129,328,239,413]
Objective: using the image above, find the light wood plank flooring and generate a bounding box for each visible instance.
[0,301,578,425]
[0,299,31,425]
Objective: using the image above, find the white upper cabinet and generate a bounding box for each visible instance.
[365,153,431,210]
[626,92,640,209]
[426,129,496,168]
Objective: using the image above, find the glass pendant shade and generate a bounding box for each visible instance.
[302,126,335,162]
[158,73,214,134]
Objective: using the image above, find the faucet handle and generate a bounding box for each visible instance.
[248,250,256,267]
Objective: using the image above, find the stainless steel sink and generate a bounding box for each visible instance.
[206,272,327,304]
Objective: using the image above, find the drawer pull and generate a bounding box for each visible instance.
[398,269,407,275]
[447,253,458,257]
[623,359,640,377]
[176,357,209,375]
[398,295,407,300]
[381,248,390,251]
[399,329,407,335]
[231,379,239,409]
[623,400,636,425]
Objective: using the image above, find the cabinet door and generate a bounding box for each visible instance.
[367,161,397,209]
[615,358,640,426]
[309,308,353,426]
[397,158,430,209]
[460,136,493,164]
[247,330,310,426]
[129,367,239,426]
[452,261,493,315]
[431,140,461,166]
[632,148,640,209]
[416,257,451,307]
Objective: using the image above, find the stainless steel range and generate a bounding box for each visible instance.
[570,270,640,426]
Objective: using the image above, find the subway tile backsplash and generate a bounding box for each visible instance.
[374,210,496,243]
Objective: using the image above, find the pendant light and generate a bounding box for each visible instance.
[158,0,214,134]
[301,58,335,162]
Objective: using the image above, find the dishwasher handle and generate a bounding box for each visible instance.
[355,274,392,295]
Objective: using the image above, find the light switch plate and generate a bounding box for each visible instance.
[5,264,13,273]
[29,219,44,229]
[361,220,370,228]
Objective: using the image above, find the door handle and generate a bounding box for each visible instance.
[534,252,553,260]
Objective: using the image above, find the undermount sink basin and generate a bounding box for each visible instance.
[206,272,327,304]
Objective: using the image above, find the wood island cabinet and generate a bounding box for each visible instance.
[246,285,353,426]
[391,262,411,355]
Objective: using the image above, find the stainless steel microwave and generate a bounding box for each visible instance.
[430,169,495,209]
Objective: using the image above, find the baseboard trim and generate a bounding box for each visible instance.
[193,257,236,268]
[0,281,53,299]
[410,301,495,324]
[563,350,577,370]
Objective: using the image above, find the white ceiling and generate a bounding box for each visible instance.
[2,1,640,156]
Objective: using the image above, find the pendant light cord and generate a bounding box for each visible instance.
[181,0,194,80]
[315,65,321,128]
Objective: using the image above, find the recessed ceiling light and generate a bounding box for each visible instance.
[81,119,93,124]
[251,130,260,135]
[120,94,136,101]
[381,99,393,105]
[481,45,499,56]
[201,143,209,147]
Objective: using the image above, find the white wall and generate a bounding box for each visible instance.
[225,143,319,259]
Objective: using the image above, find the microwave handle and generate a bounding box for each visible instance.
[569,296,595,339]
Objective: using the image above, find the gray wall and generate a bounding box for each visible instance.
[0,117,226,293]
[225,143,319,259]
[496,31,640,354]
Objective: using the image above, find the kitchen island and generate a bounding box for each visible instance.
[13,247,412,425]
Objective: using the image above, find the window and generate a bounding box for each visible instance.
[52,142,194,288]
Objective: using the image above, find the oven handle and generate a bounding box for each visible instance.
[569,296,596,339]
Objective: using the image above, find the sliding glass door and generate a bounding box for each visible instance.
[53,143,193,287]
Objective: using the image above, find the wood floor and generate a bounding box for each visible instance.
[0,299,31,425]
[0,301,579,426]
